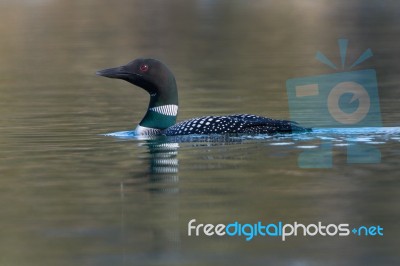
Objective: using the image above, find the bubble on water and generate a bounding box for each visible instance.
[347,137,373,142]
[297,145,319,149]
[270,142,295,146]
[367,141,386,145]
[103,130,136,137]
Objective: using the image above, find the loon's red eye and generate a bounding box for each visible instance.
[140,64,149,72]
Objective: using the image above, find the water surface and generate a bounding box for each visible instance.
[0,1,399,265]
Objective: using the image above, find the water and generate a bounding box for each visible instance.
[0,0,399,265]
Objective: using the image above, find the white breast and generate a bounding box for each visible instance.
[135,125,162,136]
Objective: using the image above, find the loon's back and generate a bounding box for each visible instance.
[162,114,310,136]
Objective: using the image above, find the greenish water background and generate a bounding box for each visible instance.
[0,0,399,265]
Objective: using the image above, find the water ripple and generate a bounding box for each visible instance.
[104,127,400,146]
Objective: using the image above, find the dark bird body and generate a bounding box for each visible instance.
[163,114,306,135]
[96,58,310,136]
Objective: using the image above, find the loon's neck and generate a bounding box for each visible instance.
[136,82,178,134]
[139,102,178,128]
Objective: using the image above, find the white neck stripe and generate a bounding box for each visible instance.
[149,104,178,116]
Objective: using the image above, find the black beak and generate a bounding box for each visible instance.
[96,66,132,79]
[96,63,148,90]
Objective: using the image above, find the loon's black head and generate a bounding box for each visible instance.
[96,58,178,106]
[97,58,179,133]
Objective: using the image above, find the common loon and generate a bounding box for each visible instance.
[96,58,310,136]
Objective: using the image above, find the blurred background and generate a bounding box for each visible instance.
[0,0,399,265]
